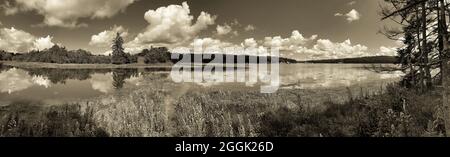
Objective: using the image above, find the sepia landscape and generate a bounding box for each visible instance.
[0,0,448,137]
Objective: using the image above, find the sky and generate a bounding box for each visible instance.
[0,0,401,60]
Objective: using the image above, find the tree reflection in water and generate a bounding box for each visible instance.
[112,68,139,90]
[7,67,140,90]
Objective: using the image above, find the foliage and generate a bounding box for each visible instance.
[137,47,172,64]
[111,33,129,64]
[381,0,450,89]
[1,45,111,64]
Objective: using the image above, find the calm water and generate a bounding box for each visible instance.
[0,64,403,106]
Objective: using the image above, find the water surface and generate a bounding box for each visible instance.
[0,64,403,105]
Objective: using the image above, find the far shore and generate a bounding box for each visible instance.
[0,61,294,69]
[0,61,174,69]
[0,61,396,71]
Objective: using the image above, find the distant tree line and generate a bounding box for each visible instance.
[170,53,297,64]
[1,33,297,65]
[0,46,111,64]
[0,45,173,64]
[305,56,400,64]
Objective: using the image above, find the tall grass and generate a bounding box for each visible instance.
[258,84,444,137]
[0,103,108,137]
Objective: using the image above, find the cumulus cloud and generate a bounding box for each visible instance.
[90,73,114,93]
[244,25,255,31]
[129,2,216,48]
[215,21,242,36]
[34,35,55,50]
[190,38,235,52]
[180,30,373,60]
[307,39,368,59]
[377,46,397,56]
[263,30,318,50]
[348,1,356,5]
[216,24,232,36]
[0,27,55,52]
[242,38,258,48]
[0,68,34,94]
[1,0,136,28]
[0,68,51,94]
[182,37,270,56]
[90,25,128,47]
[335,9,361,22]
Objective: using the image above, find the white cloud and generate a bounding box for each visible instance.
[129,2,216,48]
[0,68,51,94]
[0,27,35,52]
[0,27,55,52]
[90,73,114,93]
[335,9,361,22]
[216,24,232,36]
[90,25,128,47]
[377,46,397,56]
[263,30,318,50]
[0,68,34,94]
[216,21,244,36]
[180,30,372,60]
[242,38,258,48]
[348,1,356,5]
[290,39,368,60]
[34,35,55,50]
[190,38,235,52]
[32,75,51,88]
[2,0,136,28]
[183,38,270,56]
[244,25,255,31]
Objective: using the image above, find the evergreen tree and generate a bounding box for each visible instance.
[111,33,129,64]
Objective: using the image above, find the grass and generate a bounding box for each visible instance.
[0,103,108,137]
[258,84,444,137]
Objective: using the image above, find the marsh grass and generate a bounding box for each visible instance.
[0,103,108,137]
[259,84,444,137]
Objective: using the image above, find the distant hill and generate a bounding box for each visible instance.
[304,56,399,64]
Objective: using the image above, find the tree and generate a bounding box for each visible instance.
[381,0,441,90]
[137,47,171,64]
[111,33,129,64]
[382,0,450,136]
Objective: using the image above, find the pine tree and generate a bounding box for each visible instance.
[111,33,129,64]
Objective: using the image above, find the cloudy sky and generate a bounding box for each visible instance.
[0,0,400,60]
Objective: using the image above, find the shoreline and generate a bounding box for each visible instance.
[0,61,293,69]
[0,61,174,69]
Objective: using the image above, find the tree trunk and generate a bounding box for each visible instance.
[421,2,432,89]
[438,0,450,137]
[444,45,450,137]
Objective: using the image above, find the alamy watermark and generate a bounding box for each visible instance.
[170,40,280,93]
